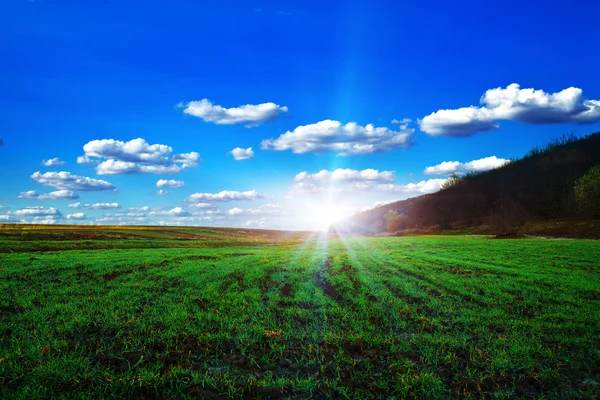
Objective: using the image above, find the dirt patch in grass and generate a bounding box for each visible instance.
[175,255,219,262]
[102,268,134,282]
[280,283,293,297]
[191,298,210,309]
[0,305,26,315]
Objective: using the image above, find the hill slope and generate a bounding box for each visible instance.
[336,132,600,236]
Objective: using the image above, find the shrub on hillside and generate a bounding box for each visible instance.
[387,213,409,232]
[440,173,460,191]
[489,195,528,236]
[384,210,406,232]
[574,165,600,218]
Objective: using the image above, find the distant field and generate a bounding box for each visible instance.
[1,227,599,399]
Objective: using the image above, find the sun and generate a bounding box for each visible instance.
[310,205,349,229]
[293,200,355,231]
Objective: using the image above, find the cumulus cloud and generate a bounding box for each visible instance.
[294,168,395,183]
[94,215,148,225]
[244,218,270,228]
[424,156,510,175]
[96,160,185,175]
[180,99,288,126]
[188,203,215,209]
[288,168,447,196]
[149,207,190,217]
[41,157,65,166]
[0,215,21,223]
[114,212,146,218]
[229,147,254,160]
[18,190,39,199]
[68,202,81,208]
[156,179,185,188]
[261,119,414,155]
[228,204,284,216]
[375,179,449,194]
[77,155,99,165]
[419,107,498,137]
[420,83,600,136]
[289,168,399,195]
[66,213,86,220]
[32,217,61,225]
[83,203,121,210]
[31,171,116,191]
[19,190,79,200]
[128,206,150,212]
[185,190,265,203]
[79,138,200,175]
[11,206,62,217]
[156,190,169,196]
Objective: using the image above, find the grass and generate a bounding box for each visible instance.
[1,227,599,399]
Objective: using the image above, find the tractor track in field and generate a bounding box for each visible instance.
[382,263,489,308]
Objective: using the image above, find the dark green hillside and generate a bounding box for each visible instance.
[337,132,600,236]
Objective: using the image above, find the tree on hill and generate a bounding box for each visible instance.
[440,173,460,190]
[574,164,600,218]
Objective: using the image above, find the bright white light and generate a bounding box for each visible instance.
[300,203,354,231]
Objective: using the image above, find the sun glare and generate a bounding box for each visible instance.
[305,204,350,231]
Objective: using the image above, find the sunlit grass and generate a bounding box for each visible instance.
[1,229,599,398]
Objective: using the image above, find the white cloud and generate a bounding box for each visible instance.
[128,206,150,212]
[228,204,284,216]
[11,206,62,217]
[114,212,146,218]
[66,213,86,220]
[156,179,185,188]
[424,156,510,175]
[419,107,498,137]
[0,215,21,223]
[18,190,39,199]
[77,155,99,165]
[188,203,215,209]
[32,217,60,225]
[261,119,414,155]
[31,171,116,191]
[83,203,121,210]
[79,138,200,175]
[392,118,412,124]
[289,168,398,195]
[149,207,190,217]
[463,156,510,172]
[180,99,288,126]
[156,190,169,196]
[230,147,254,160]
[423,161,462,176]
[84,138,172,164]
[94,216,148,225]
[288,167,448,196]
[68,202,81,208]
[185,190,265,202]
[294,168,395,183]
[420,83,600,136]
[95,160,182,175]
[244,218,269,228]
[41,157,65,166]
[171,152,201,167]
[19,190,79,200]
[375,179,448,194]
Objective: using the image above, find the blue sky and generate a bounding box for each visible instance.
[1,0,600,230]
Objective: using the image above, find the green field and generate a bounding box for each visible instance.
[1,227,599,399]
